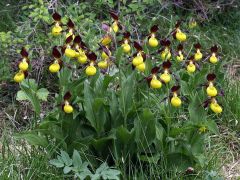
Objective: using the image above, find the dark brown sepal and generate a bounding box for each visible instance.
[64,91,72,101]
[177,44,184,51]
[87,52,97,61]
[150,25,158,33]
[20,47,28,57]
[123,31,131,39]
[67,19,75,29]
[151,66,160,74]
[133,41,143,51]
[109,11,119,20]
[175,20,181,28]
[52,12,61,21]
[194,43,201,49]
[162,60,172,69]
[74,35,82,44]
[160,39,171,47]
[65,35,73,44]
[102,46,111,57]
[206,73,216,81]
[171,85,180,92]
[202,99,210,108]
[210,45,218,53]
[23,71,28,77]
[52,46,61,59]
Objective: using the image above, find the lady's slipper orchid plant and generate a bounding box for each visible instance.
[18,47,30,72]
[49,47,62,73]
[160,61,172,84]
[132,41,146,72]
[101,23,112,46]
[12,11,227,174]
[51,12,63,36]
[109,11,122,33]
[73,36,89,64]
[145,67,163,89]
[176,44,184,62]
[209,45,219,64]
[62,92,74,114]
[148,25,159,47]
[186,56,199,73]
[85,52,98,76]
[203,97,223,114]
[121,32,131,53]
[14,48,29,83]
[159,39,171,60]
[66,19,75,39]
[170,86,182,107]
[63,35,78,58]
[98,45,111,69]
[194,43,203,61]
[173,21,187,42]
[205,73,218,97]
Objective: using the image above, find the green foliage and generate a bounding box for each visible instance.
[17,44,224,176]
[14,131,48,147]
[92,162,121,180]
[50,150,121,180]
[16,79,49,115]
[0,1,51,83]
[135,109,156,150]
[0,31,12,81]
[22,0,50,23]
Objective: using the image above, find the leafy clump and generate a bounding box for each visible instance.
[50,150,121,180]
[14,4,226,178]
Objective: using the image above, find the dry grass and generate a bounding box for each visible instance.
[223,159,240,180]
[227,58,240,82]
[217,127,240,179]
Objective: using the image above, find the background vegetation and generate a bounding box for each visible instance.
[0,0,240,179]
